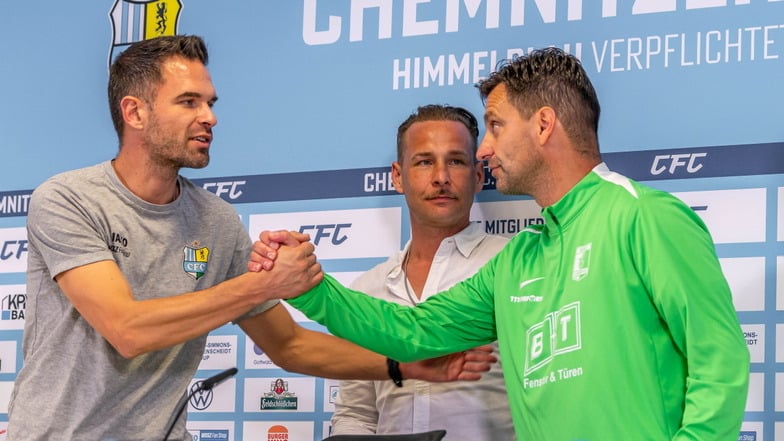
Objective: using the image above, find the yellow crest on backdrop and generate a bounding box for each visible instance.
[108,0,182,67]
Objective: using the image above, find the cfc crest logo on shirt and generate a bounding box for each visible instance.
[108,0,182,67]
[183,243,210,280]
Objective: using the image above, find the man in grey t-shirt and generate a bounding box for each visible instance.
[8,35,493,441]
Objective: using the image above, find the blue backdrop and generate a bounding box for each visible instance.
[0,1,782,440]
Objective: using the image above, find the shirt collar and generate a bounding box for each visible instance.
[388,222,488,279]
[541,162,607,233]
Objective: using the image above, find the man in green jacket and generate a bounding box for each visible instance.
[253,47,750,441]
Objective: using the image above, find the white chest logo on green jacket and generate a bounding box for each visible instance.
[523,302,583,379]
[511,277,545,303]
[183,243,210,280]
[572,243,592,281]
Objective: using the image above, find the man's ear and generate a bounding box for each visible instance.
[120,96,147,130]
[391,161,405,195]
[535,106,556,145]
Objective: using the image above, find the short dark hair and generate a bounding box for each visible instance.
[477,47,601,157]
[396,105,479,162]
[108,35,209,140]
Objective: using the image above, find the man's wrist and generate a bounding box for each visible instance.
[386,358,404,387]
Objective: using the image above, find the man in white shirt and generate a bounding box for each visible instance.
[330,105,516,440]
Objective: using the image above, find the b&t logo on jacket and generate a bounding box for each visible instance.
[108,0,182,67]
[183,243,210,280]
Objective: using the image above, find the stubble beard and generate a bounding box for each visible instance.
[496,155,544,198]
[145,119,210,170]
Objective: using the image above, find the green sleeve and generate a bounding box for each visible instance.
[287,264,498,363]
[632,192,750,440]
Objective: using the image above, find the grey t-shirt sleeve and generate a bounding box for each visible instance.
[232,299,279,324]
[27,177,115,279]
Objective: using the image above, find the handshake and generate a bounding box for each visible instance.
[240,229,499,384]
[245,229,324,300]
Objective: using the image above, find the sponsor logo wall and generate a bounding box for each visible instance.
[0,1,782,440]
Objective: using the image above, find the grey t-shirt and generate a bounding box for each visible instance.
[9,161,276,441]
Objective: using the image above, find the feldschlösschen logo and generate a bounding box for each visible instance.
[108,0,182,67]
[261,379,298,410]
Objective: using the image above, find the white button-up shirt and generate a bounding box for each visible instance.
[330,223,516,440]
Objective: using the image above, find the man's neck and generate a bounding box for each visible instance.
[403,221,469,299]
[112,149,180,205]
[407,221,468,262]
[534,157,600,207]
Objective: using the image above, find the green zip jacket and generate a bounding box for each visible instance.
[289,163,749,440]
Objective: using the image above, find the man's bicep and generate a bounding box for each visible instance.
[55,260,135,339]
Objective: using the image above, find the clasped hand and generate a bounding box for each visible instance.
[403,344,497,382]
[246,230,497,381]
[247,230,322,299]
[248,229,310,270]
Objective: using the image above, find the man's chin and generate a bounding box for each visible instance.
[493,179,509,194]
[495,181,522,196]
[183,155,210,169]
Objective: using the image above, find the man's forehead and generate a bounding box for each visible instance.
[160,56,191,75]
[483,85,512,118]
[486,84,509,106]
[405,138,474,159]
[409,119,468,131]
[157,58,216,94]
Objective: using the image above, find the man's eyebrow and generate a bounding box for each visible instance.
[176,91,201,99]
[483,110,496,124]
[175,91,219,105]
